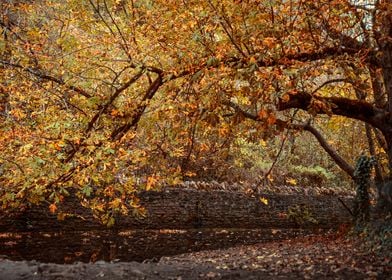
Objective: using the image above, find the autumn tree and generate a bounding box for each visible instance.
[1,0,391,223]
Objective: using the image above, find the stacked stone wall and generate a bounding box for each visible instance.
[0,189,354,263]
[0,189,353,232]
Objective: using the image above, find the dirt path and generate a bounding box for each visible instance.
[0,234,390,280]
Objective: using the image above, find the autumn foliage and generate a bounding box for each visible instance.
[1,0,392,224]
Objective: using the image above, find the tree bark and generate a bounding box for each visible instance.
[277,92,390,133]
[365,124,384,185]
[111,74,163,141]
[370,66,387,109]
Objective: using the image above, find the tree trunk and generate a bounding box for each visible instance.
[379,134,392,212]
[378,45,392,209]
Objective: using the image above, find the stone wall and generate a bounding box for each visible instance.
[0,189,354,232]
[0,189,354,263]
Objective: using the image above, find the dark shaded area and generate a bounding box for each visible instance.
[0,233,390,280]
[0,228,329,264]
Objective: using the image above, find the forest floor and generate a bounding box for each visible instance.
[0,233,390,280]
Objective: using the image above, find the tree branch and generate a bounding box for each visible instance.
[223,100,355,178]
[223,46,364,69]
[290,122,355,178]
[111,74,163,141]
[0,60,92,98]
[277,91,389,133]
[85,69,144,134]
[63,69,144,163]
[168,45,366,85]
[373,127,388,152]
[221,99,258,120]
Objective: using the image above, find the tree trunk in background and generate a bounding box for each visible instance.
[377,16,392,209]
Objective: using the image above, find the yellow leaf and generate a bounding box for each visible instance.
[249,56,257,63]
[259,197,269,205]
[54,143,62,151]
[146,176,158,191]
[109,198,121,209]
[104,186,114,197]
[286,178,297,185]
[287,89,298,95]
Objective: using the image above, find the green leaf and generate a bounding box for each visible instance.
[81,186,93,197]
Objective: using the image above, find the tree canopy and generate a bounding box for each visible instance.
[1,0,391,224]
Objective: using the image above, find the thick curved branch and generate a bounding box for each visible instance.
[290,122,355,178]
[63,70,144,163]
[221,99,258,120]
[171,45,366,86]
[224,46,365,69]
[223,100,355,178]
[111,74,163,141]
[277,92,390,133]
[85,69,144,134]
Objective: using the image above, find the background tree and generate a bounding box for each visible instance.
[1,0,391,224]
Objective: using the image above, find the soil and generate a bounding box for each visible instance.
[0,233,390,280]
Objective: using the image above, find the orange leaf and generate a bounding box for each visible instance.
[49,203,57,214]
[258,109,268,119]
[267,114,276,125]
[263,37,276,48]
[111,109,120,117]
[280,94,290,103]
